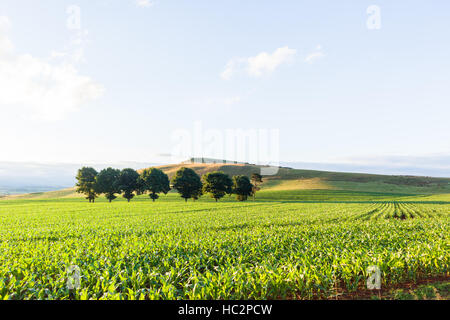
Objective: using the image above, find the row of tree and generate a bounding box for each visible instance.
[76,166,263,203]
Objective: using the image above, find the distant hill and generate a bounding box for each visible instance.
[2,161,450,200]
[149,162,450,195]
[0,187,80,200]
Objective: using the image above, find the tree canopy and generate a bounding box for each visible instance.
[135,175,147,196]
[233,175,254,201]
[202,171,233,202]
[74,166,261,204]
[171,167,203,202]
[251,173,263,200]
[75,167,99,202]
[140,168,171,202]
[116,168,140,202]
[96,167,121,202]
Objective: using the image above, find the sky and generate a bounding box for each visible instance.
[0,0,449,176]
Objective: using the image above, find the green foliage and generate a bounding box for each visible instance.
[391,282,449,300]
[251,173,263,184]
[202,171,233,202]
[116,168,139,202]
[96,168,121,202]
[75,167,99,202]
[171,167,203,202]
[256,189,419,202]
[251,173,263,200]
[140,168,170,202]
[135,176,146,196]
[0,197,447,300]
[232,175,253,201]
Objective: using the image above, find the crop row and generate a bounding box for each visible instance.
[352,202,449,220]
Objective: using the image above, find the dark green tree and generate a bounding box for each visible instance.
[140,168,171,202]
[116,168,139,202]
[191,191,202,201]
[171,167,203,202]
[136,175,146,196]
[251,173,263,200]
[202,171,233,202]
[96,167,121,202]
[75,167,99,203]
[233,175,254,201]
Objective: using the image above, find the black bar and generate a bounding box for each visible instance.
[1,300,446,319]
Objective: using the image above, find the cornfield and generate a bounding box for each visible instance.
[0,197,448,299]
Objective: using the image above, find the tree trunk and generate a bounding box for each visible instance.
[215,198,218,202]
[185,198,187,202]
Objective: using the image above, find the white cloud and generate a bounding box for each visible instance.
[0,16,104,121]
[220,58,245,80]
[221,46,296,80]
[305,45,325,64]
[135,0,154,8]
[247,46,296,77]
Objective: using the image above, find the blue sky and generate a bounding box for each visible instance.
[0,0,449,174]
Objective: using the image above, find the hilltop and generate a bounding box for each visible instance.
[2,161,450,200]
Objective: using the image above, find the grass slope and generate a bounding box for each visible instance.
[153,163,450,198]
[0,188,80,200]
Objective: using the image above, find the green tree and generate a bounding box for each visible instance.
[116,168,139,202]
[96,167,121,202]
[171,167,203,202]
[233,175,254,201]
[136,175,146,196]
[140,168,171,202]
[202,171,232,202]
[75,167,99,203]
[251,173,263,200]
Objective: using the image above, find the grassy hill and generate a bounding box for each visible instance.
[0,187,81,200]
[151,163,450,194]
[2,162,450,201]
